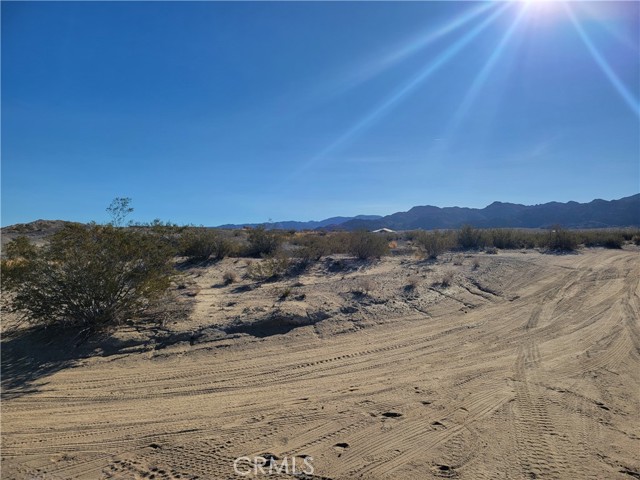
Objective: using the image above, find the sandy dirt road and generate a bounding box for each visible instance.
[2,249,639,479]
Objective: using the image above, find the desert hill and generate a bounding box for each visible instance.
[339,194,640,230]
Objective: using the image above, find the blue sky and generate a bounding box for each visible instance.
[2,1,639,226]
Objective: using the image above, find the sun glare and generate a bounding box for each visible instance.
[519,0,561,16]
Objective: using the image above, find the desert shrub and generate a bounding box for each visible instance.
[144,219,187,251]
[405,275,421,291]
[605,238,623,249]
[2,224,174,333]
[246,254,291,281]
[580,230,625,249]
[278,286,292,300]
[294,235,333,262]
[487,229,538,249]
[180,228,233,262]
[223,271,238,285]
[3,236,37,259]
[353,278,375,295]
[488,229,512,249]
[542,226,578,252]
[246,226,282,257]
[413,230,455,259]
[620,229,639,241]
[1,237,39,288]
[457,225,486,250]
[599,236,623,249]
[433,270,454,288]
[106,197,134,227]
[347,231,389,260]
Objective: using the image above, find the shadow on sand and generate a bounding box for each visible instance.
[0,325,156,399]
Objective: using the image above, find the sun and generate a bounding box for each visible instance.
[518,0,563,20]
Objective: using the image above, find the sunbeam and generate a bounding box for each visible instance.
[335,2,497,94]
[293,2,513,177]
[442,4,530,147]
[564,2,640,118]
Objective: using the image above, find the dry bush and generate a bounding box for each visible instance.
[294,235,332,263]
[278,286,292,300]
[580,230,625,249]
[441,270,454,287]
[457,225,487,250]
[347,231,390,260]
[353,278,375,295]
[180,228,235,262]
[433,270,454,288]
[542,226,578,252]
[223,271,238,285]
[246,255,291,281]
[405,275,421,290]
[413,230,455,259]
[246,226,282,257]
[486,229,538,249]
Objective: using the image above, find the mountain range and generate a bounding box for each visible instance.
[217,194,640,231]
[216,215,383,231]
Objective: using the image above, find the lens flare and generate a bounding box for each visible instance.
[293,2,512,176]
[445,4,529,142]
[564,2,640,118]
[338,2,496,93]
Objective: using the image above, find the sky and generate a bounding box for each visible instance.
[2,1,639,226]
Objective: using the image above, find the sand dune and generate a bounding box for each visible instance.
[2,249,639,479]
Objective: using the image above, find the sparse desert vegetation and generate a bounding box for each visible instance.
[3,222,639,335]
[2,220,640,479]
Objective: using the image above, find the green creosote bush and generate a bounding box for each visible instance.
[294,235,333,263]
[579,230,625,249]
[246,226,282,258]
[457,224,487,250]
[347,230,389,260]
[180,228,235,262]
[487,229,538,249]
[2,224,175,333]
[542,225,578,252]
[412,230,455,259]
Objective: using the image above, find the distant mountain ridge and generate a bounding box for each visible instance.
[216,215,382,231]
[338,194,640,231]
[5,195,638,233]
[216,195,639,231]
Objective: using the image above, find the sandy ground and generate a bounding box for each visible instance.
[2,249,639,479]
